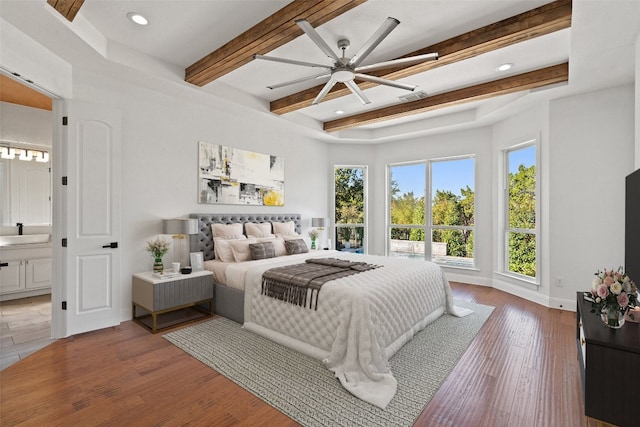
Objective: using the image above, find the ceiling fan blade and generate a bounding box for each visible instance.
[347,17,400,69]
[295,19,340,62]
[344,80,371,105]
[354,52,439,73]
[312,79,338,105]
[267,73,331,90]
[253,54,331,69]
[354,73,416,91]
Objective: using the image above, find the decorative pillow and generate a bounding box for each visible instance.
[284,238,309,255]
[249,242,276,260]
[245,222,272,237]
[211,223,243,238]
[257,237,287,257]
[229,239,257,262]
[272,221,296,235]
[213,238,240,262]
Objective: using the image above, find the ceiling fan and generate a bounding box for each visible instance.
[253,17,438,106]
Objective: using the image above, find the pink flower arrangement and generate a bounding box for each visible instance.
[590,267,637,318]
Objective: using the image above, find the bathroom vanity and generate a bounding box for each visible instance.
[0,236,52,301]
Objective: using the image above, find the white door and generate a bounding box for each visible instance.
[62,101,121,336]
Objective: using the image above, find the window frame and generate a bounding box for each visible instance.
[428,155,476,269]
[333,165,368,254]
[386,155,476,270]
[386,161,427,258]
[502,140,539,283]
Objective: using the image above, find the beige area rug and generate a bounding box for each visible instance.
[164,299,494,427]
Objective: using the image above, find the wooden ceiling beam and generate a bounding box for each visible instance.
[185,0,366,86]
[46,0,85,22]
[323,62,569,132]
[271,0,572,115]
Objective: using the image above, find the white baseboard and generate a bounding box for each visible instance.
[447,274,577,312]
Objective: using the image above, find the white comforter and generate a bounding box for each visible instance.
[225,251,469,409]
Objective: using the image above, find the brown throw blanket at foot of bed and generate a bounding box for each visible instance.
[261,258,380,309]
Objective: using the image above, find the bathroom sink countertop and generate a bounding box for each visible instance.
[0,234,52,247]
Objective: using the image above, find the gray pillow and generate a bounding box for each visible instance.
[249,242,276,260]
[284,239,309,255]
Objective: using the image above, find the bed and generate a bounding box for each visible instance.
[189,213,470,409]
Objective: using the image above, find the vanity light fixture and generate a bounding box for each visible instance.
[127,12,148,26]
[1,146,49,163]
[496,63,514,72]
[18,149,33,161]
[35,151,50,163]
[1,147,16,159]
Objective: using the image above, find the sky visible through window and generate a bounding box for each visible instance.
[392,148,535,198]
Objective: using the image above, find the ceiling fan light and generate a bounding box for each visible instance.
[497,63,514,72]
[333,68,354,83]
[127,12,148,26]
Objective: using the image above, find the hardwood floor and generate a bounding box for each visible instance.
[0,283,589,426]
[0,294,54,371]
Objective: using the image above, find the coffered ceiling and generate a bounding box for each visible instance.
[2,0,639,142]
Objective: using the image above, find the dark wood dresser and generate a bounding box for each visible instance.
[576,293,639,426]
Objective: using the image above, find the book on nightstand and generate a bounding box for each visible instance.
[152,271,181,279]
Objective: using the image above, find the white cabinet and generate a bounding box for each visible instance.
[0,258,51,293]
[0,244,52,300]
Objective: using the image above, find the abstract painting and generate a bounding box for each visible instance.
[198,141,284,205]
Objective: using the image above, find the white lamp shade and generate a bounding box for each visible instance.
[163,218,198,235]
[312,217,328,227]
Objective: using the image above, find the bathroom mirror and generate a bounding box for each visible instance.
[0,87,53,227]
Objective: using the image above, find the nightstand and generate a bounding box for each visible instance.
[132,270,214,333]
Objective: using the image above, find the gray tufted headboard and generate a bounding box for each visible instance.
[189,213,302,261]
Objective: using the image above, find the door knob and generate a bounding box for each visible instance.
[102,242,118,249]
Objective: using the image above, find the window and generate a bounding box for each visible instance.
[388,163,426,259]
[387,157,475,268]
[430,157,475,267]
[504,144,537,279]
[334,166,366,253]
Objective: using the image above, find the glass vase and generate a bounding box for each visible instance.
[600,306,625,329]
[311,238,317,250]
[153,257,164,274]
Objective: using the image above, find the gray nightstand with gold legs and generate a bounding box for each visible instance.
[132,270,214,333]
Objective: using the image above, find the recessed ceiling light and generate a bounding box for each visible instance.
[335,110,345,115]
[496,63,514,72]
[127,12,148,26]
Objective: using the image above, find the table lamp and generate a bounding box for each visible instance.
[311,217,329,249]
[163,218,198,267]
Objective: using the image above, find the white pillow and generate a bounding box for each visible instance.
[248,232,275,239]
[213,235,246,261]
[279,233,302,241]
[257,236,287,257]
[272,221,296,235]
[245,222,272,237]
[211,223,243,238]
[229,239,257,262]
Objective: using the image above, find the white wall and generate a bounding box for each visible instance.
[548,84,635,308]
[0,102,52,147]
[71,70,328,321]
[492,104,551,304]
